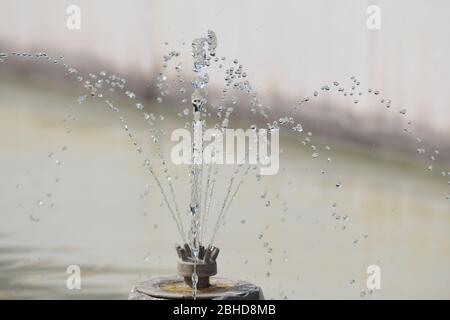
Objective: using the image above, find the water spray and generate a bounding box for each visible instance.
[128,30,265,300]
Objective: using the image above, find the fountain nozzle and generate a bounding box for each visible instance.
[176,244,219,288]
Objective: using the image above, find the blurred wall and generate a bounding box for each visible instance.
[0,0,449,133]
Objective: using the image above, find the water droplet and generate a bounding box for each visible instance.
[76,95,87,104]
[136,103,144,110]
[126,91,136,99]
[265,200,271,207]
[292,124,303,133]
[37,200,44,206]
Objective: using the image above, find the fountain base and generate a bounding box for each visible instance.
[129,276,264,300]
[128,244,263,299]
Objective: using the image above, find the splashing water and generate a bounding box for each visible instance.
[1,29,449,300]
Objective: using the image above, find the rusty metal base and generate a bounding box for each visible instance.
[129,276,264,300]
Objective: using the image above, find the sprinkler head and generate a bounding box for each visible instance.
[175,243,219,288]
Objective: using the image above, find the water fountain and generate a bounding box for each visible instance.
[1,29,449,300]
[128,30,267,300]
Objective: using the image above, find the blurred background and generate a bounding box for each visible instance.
[0,0,449,299]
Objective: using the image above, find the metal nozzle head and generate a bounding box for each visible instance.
[175,243,220,288]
